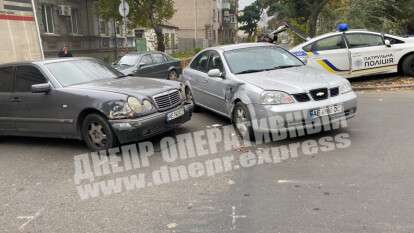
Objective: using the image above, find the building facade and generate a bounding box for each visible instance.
[33,0,178,61]
[169,0,238,51]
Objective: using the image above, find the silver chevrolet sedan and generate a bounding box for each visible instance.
[182,43,357,140]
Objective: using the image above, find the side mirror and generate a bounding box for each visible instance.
[385,39,391,47]
[32,83,51,94]
[207,69,223,78]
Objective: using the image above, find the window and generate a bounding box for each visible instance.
[0,67,14,92]
[98,17,107,35]
[384,36,404,45]
[208,52,224,72]
[45,60,119,87]
[310,36,346,52]
[15,66,47,92]
[190,52,209,72]
[346,33,384,48]
[41,5,54,33]
[70,8,80,34]
[152,54,166,64]
[140,55,153,65]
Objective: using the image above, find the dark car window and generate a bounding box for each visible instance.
[140,55,154,66]
[45,59,120,87]
[118,55,140,66]
[208,52,224,73]
[190,52,209,73]
[152,54,166,64]
[15,66,47,92]
[346,33,384,48]
[311,35,347,51]
[0,67,14,92]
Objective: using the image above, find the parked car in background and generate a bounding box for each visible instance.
[182,43,357,139]
[113,51,182,80]
[290,28,414,78]
[0,58,193,151]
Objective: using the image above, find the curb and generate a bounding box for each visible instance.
[352,84,414,91]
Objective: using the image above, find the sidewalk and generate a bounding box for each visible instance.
[351,75,414,90]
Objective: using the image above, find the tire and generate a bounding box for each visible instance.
[402,54,414,76]
[232,102,255,141]
[81,114,117,151]
[167,70,179,81]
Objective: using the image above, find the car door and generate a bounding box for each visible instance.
[151,53,169,78]
[304,35,351,77]
[0,66,16,132]
[185,51,210,107]
[345,32,399,76]
[134,54,157,77]
[204,51,228,114]
[12,65,62,135]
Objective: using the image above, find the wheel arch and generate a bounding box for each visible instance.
[398,52,414,73]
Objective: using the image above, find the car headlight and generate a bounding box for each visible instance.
[179,84,186,100]
[339,82,353,94]
[127,97,143,113]
[261,91,294,105]
[142,99,155,112]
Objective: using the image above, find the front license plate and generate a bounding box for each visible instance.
[310,105,343,118]
[167,108,185,121]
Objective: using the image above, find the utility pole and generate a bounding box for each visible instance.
[113,1,118,61]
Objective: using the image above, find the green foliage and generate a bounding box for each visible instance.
[97,0,176,51]
[239,1,263,38]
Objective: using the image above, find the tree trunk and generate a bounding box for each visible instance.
[154,25,165,52]
[307,0,329,37]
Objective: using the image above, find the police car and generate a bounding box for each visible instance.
[289,24,414,78]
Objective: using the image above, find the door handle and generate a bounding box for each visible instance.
[9,97,21,102]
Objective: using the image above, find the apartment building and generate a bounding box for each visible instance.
[169,0,238,51]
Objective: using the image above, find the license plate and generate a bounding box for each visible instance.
[167,108,185,121]
[310,105,343,118]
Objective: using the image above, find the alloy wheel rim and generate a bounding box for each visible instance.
[235,108,249,137]
[169,71,178,80]
[88,122,108,148]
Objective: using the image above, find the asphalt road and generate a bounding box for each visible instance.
[1,90,414,233]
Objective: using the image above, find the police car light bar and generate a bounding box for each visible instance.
[338,23,349,32]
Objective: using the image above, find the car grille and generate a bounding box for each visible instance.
[153,90,182,110]
[330,87,340,97]
[310,88,329,101]
[293,93,311,102]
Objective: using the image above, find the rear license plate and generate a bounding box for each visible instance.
[167,108,185,121]
[310,105,343,118]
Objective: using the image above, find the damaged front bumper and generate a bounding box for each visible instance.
[109,103,193,144]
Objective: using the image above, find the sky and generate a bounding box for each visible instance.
[239,0,255,10]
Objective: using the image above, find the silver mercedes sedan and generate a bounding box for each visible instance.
[182,43,358,140]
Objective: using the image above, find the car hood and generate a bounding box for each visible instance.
[71,77,179,97]
[236,66,345,93]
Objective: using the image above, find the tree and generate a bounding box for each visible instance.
[129,0,175,52]
[261,0,330,37]
[98,0,175,52]
[239,1,263,40]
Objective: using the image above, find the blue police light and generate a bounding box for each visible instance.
[338,23,349,32]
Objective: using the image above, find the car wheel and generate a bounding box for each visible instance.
[81,114,117,151]
[402,54,414,76]
[168,70,179,81]
[185,87,200,112]
[232,102,255,141]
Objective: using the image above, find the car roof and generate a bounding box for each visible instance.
[208,43,277,52]
[0,57,100,68]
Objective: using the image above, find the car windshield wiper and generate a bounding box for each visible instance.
[115,75,128,79]
[235,69,268,74]
[271,65,302,70]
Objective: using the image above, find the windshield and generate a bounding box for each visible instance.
[224,46,304,74]
[117,54,140,66]
[45,59,122,87]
